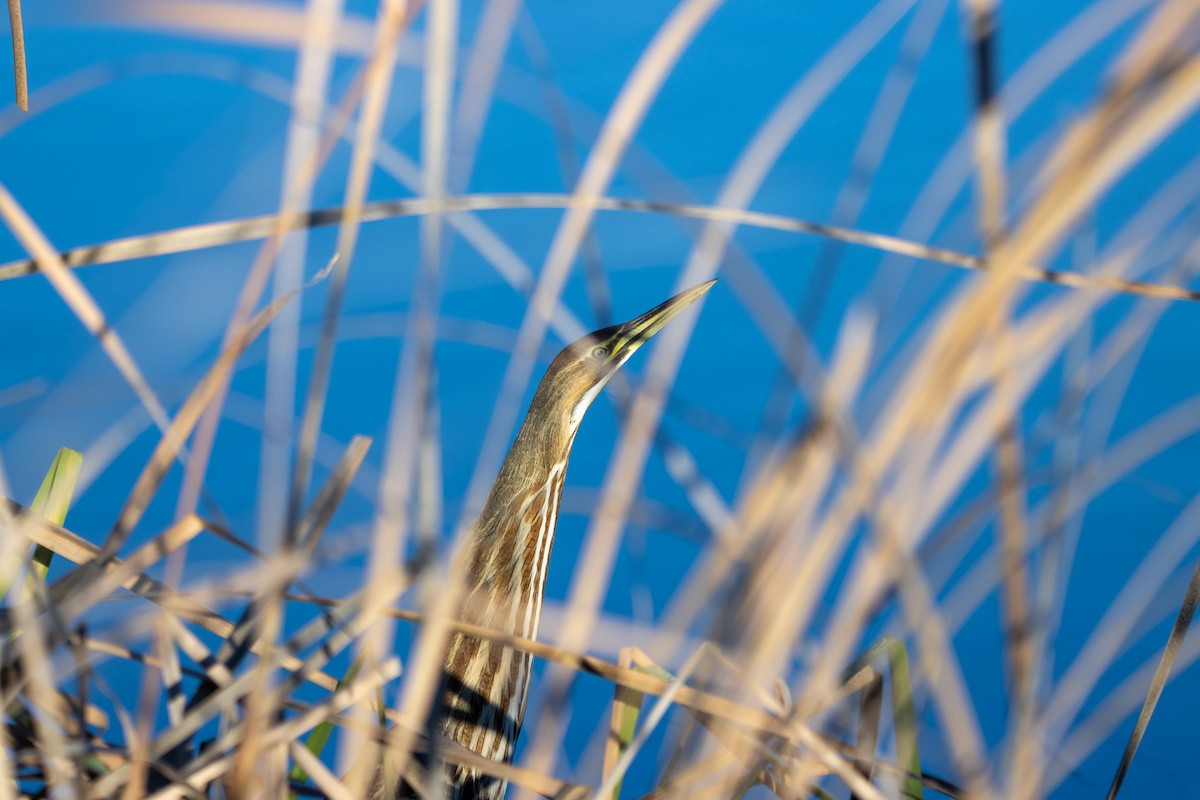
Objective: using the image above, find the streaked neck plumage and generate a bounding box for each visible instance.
[438,366,609,799]
[420,278,714,799]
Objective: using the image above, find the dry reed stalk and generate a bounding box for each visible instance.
[9,194,1200,302]
[0,184,174,437]
[5,2,1200,798]
[205,0,345,561]
[6,0,25,111]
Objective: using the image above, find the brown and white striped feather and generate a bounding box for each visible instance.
[441,459,567,798]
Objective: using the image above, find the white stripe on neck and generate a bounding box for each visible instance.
[568,372,614,435]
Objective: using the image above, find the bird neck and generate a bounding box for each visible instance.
[463,388,576,638]
[434,389,578,786]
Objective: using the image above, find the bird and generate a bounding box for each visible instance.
[376,280,714,800]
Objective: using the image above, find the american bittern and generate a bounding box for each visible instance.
[378,280,714,799]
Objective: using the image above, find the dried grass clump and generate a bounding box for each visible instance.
[2,1,1200,798]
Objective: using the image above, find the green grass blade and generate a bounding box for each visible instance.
[610,687,644,800]
[28,448,83,583]
[883,638,923,800]
[841,637,923,799]
[287,655,365,791]
[885,638,923,800]
[1,448,82,795]
[3,447,83,603]
[603,651,670,800]
[851,667,883,800]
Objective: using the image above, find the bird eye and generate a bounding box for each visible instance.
[591,345,609,359]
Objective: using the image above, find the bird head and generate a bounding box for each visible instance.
[536,279,717,434]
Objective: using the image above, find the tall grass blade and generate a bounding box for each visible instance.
[287,655,364,793]
[850,666,882,800]
[28,448,81,579]
[3,447,82,606]
[1105,557,1200,800]
[5,0,25,110]
[842,637,923,800]
[602,647,660,800]
[5,195,1198,304]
